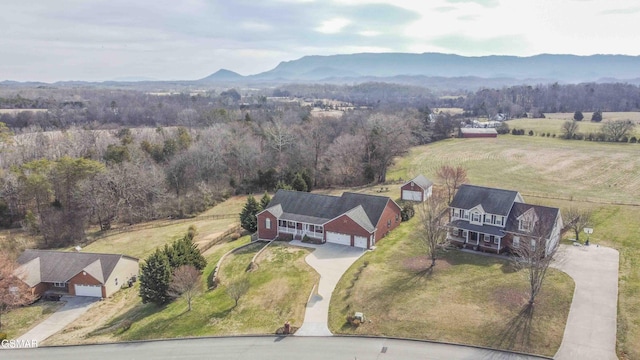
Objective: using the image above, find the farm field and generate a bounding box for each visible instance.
[387,135,640,359]
[388,135,640,205]
[329,218,574,357]
[506,112,640,137]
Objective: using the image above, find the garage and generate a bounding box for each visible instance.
[74,284,102,297]
[354,236,368,249]
[326,231,351,246]
[402,190,423,202]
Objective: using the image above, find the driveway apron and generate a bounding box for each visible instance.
[553,244,619,360]
[291,241,365,336]
[16,296,99,346]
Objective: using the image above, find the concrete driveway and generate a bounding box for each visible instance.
[17,296,99,346]
[290,241,366,336]
[552,244,619,360]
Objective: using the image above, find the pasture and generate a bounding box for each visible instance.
[506,112,640,138]
[388,135,640,359]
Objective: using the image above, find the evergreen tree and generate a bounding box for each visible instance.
[240,195,260,233]
[165,227,206,271]
[139,249,172,305]
[573,111,584,121]
[291,173,308,192]
[259,192,271,210]
[591,110,603,122]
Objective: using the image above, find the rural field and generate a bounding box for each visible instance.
[506,112,640,137]
[387,135,640,359]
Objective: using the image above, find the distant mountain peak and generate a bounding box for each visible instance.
[200,69,243,82]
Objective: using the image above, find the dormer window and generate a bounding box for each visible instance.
[519,219,533,232]
[471,212,482,223]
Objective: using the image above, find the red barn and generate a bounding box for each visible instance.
[459,128,498,138]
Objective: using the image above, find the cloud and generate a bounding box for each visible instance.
[429,34,529,54]
[446,0,500,8]
[600,7,640,15]
[316,18,351,34]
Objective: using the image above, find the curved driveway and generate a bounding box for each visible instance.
[3,336,547,360]
[552,244,619,360]
[290,241,365,336]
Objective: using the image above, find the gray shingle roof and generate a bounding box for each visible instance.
[450,220,506,237]
[264,190,394,230]
[404,175,433,190]
[450,184,520,216]
[16,250,138,286]
[506,202,560,238]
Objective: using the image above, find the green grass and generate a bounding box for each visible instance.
[1,301,64,339]
[387,135,640,359]
[101,241,317,340]
[329,218,573,356]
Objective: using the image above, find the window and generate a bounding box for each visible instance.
[115,278,118,286]
[493,236,499,245]
[387,219,391,228]
[491,215,497,224]
[471,212,481,223]
[531,239,537,252]
[519,219,533,231]
[265,218,271,230]
[53,282,66,287]
[513,236,520,248]
[483,234,489,242]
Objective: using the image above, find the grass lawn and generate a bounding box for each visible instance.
[329,218,574,356]
[1,301,64,339]
[111,241,317,340]
[387,135,640,359]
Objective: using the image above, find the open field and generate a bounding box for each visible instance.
[506,113,640,138]
[388,136,640,205]
[329,217,574,356]
[388,135,640,359]
[0,109,48,114]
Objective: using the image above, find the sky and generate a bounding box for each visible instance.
[0,0,639,82]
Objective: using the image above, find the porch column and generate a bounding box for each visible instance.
[465,230,469,244]
[497,237,501,254]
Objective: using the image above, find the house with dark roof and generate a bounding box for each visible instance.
[15,250,139,298]
[447,184,563,256]
[400,175,433,202]
[256,190,402,249]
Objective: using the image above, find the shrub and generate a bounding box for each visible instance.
[400,203,415,221]
[630,136,637,143]
[528,130,534,136]
[346,315,361,327]
[621,136,629,143]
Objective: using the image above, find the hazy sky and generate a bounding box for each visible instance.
[1,0,638,82]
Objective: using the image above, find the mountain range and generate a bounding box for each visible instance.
[200,53,640,86]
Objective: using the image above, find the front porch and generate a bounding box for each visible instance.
[448,227,507,254]
[278,220,324,242]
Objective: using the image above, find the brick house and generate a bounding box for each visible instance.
[447,184,563,256]
[15,250,139,298]
[256,190,402,249]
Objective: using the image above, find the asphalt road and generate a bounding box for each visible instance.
[3,336,547,360]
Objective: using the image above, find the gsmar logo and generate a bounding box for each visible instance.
[1,339,38,349]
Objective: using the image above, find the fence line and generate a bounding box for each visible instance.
[520,191,640,207]
[199,225,242,254]
[87,213,238,242]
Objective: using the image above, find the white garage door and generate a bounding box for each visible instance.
[402,190,422,201]
[354,236,368,249]
[74,284,102,297]
[326,232,351,246]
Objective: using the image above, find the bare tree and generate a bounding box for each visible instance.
[1,253,36,329]
[602,119,636,141]
[564,207,592,243]
[561,120,579,139]
[226,278,250,308]
[168,265,202,311]
[510,213,561,307]
[418,190,449,271]
[436,165,468,205]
